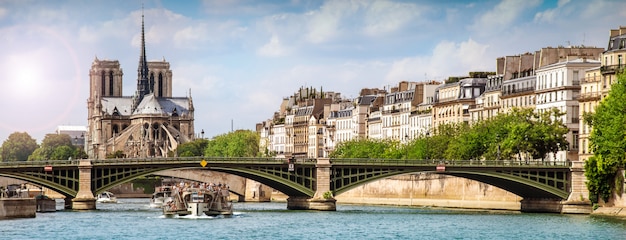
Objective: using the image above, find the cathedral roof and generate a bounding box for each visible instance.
[101,95,191,117]
[101,97,134,116]
[134,94,165,114]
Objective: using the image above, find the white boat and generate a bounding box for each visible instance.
[163,187,232,217]
[150,186,173,208]
[96,191,118,203]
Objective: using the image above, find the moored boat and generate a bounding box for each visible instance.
[96,191,118,203]
[150,186,173,208]
[163,186,232,217]
[35,194,56,212]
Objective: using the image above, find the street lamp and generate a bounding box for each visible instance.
[405,134,409,160]
[555,142,561,166]
[495,134,501,162]
[201,129,205,139]
[425,131,430,162]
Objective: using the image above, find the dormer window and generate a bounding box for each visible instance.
[172,108,179,117]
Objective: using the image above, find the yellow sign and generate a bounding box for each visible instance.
[200,159,207,167]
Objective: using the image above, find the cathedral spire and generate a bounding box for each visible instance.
[135,7,151,110]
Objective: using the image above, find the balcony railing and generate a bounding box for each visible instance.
[601,64,625,74]
[582,76,602,83]
[501,87,535,97]
[578,92,601,101]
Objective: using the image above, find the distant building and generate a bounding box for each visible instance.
[536,58,601,162]
[579,26,626,162]
[56,125,87,147]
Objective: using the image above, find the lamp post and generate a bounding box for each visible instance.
[496,134,501,162]
[425,131,430,163]
[524,134,528,165]
[201,129,205,139]
[405,134,409,159]
[555,142,560,166]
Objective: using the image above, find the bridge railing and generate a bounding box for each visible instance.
[331,158,570,167]
[0,159,82,168]
[90,156,306,165]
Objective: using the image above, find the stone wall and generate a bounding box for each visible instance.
[333,173,521,210]
[0,199,36,219]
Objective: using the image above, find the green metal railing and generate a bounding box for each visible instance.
[331,158,570,168]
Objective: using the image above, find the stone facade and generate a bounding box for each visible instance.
[86,15,194,159]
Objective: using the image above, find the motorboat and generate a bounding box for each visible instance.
[150,186,173,208]
[96,191,118,203]
[163,187,232,217]
[35,194,56,212]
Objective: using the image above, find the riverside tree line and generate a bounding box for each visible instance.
[1,74,625,204]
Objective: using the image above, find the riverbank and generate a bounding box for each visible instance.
[592,207,626,217]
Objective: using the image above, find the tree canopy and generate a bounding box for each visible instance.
[0,132,38,161]
[204,130,259,157]
[584,73,626,203]
[177,139,209,157]
[330,108,569,163]
[29,133,87,160]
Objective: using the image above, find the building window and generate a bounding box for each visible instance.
[101,71,106,96]
[158,73,164,97]
[109,71,114,96]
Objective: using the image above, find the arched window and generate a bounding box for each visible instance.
[101,71,106,96]
[112,124,119,135]
[149,72,155,93]
[158,72,164,97]
[109,71,114,95]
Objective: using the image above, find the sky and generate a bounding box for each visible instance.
[0,0,624,143]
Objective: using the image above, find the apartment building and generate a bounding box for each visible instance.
[579,26,626,161]
[578,67,601,161]
[433,77,486,128]
[536,58,601,162]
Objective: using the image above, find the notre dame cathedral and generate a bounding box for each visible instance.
[86,15,195,159]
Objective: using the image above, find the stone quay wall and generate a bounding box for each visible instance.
[0,198,36,219]
[272,173,522,210]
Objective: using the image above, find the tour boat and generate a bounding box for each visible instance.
[163,187,233,217]
[96,191,118,203]
[150,186,173,208]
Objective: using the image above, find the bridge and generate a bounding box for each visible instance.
[0,157,590,213]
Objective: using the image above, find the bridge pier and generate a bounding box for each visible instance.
[72,160,96,210]
[286,158,336,211]
[561,161,592,214]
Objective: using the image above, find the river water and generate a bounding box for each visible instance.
[1,198,626,239]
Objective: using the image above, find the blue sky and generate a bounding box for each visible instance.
[0,0,624,142]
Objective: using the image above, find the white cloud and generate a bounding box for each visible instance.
[0,7,7,19]
[470,0,541,35]
[362,1,422,36]
[386,39,491,82]
[534,0,571,23]
[257,35,290,57]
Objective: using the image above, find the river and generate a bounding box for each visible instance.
[1,198,625,239]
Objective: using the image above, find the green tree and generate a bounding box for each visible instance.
[177,139,209,157]
[51,145,75,160]
[584,73,626,202]
[1,132,38,161]
[330,138,401,159]
[28,134,75,160]
[204,130,260,157]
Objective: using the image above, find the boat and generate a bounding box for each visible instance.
[96,191,118,203]
[163,187,233,217]
[150,186,173,208]
[35,194,56,212]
